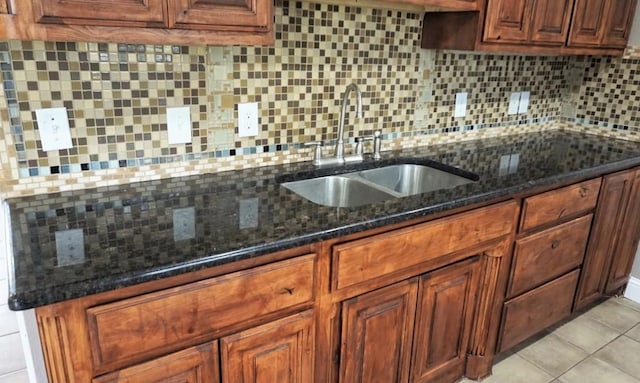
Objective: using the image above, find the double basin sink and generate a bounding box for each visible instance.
[282,163,478,208]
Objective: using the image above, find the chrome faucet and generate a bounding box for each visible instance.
[335,84,362,161]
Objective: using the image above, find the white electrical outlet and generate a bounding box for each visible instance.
[518,91,530,114]
[35,107,73,151]
[239,198,259,229]
[55,229,85,267]
[167,107,192,144]
[173,207,196,241]
[508,92,521,115]
[238,102,259,137]
[454,92,467,118]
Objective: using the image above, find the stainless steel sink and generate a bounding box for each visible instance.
[358,164,475,196]
[282,163,477,207]
[281,175,396,207]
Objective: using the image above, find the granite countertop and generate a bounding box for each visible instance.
[7,129,640,310]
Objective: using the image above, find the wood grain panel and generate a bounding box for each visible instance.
[499,270,580,352]
[568,0,608,46]
[508,214,592,298]
[411,257,480,383]
[520,178,601,232]
[221,311,315,383]
[33,0,166,27]
[601,0,639,48]
[530,0,573,44]
[169,0,272,32]
[340,280,418,383]
[332,201,517,291]
[93,342,219,383]
[575,170,633,309]
[483,0,532,42]
[87,254,315,370]
[606,168,640,293]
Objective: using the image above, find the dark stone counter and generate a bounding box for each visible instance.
[7,129,640,310]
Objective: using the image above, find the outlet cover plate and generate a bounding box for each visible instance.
[55,229,85,267]
[167,107,192,144]
[35,107,73,151]
[238,102,259,137]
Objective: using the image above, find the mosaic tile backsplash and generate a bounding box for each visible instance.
[0,0,639,198]
[0,0,573,184]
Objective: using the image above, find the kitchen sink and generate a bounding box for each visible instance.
[282,163,478,207]
[281,175,396,208]
[358,164,475,196]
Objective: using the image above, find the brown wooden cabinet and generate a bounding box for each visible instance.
[338,258,481,383]
[221,311,315,383]
[5,0,274,45]
[498,179,599,353]
[93,342,220,383]
[32,0,166,27]
[411,258,480,383]
[568,0,638,48]
[423,0,637,55]
[339,279,418,383]
[483,0,576,45]
[576,167,640,309]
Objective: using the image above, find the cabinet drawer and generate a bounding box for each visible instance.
[508,214,592,298]
[87,254,315,371]
[520,178,601,232]
[332,201,517,291]
[499,270,580,352]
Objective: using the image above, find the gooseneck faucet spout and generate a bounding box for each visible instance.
[335,84,363,161]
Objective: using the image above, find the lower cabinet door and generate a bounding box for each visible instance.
[220,310,315,383]
[411,257,480,383]
[93,342,219,383]
[339,279,418,383]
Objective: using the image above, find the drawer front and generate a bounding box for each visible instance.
[499,270,580,352]
[87,254,315,371]
[332,201,518,291]
[520,178,601,232]
[508,214,592,298]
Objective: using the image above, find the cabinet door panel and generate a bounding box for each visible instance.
[484,0,532,42]
[221,311,315,383]
[606,169,640,293]
[340,280,418,383]
[411,258,480,383]
[508,215,592,298]
[530,0,573,44]
[499,270,579,352]
[568,0,608,46]
[575,170,633,310]
[169,0,272,31]
[33,0,166,27]
[601,0,638,48]
[93,342,219,383]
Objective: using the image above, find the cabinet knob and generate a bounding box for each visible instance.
[551,240,560,249]
[579,187,588,198]
[279,287,295,295]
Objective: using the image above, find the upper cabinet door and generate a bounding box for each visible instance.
[169,0,272,32]
[484,0,533,42]
[32,0,166,27]
[530,0,574,44]
[601,0,639,48]
[568,0,637,48]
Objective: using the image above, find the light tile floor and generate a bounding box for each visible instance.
[460,297,640,383]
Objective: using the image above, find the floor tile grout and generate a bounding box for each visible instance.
[466,298,640,383]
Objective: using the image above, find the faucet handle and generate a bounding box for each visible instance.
[373,130,382,160]
[304,141,323,165]
[354,136,373,155]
